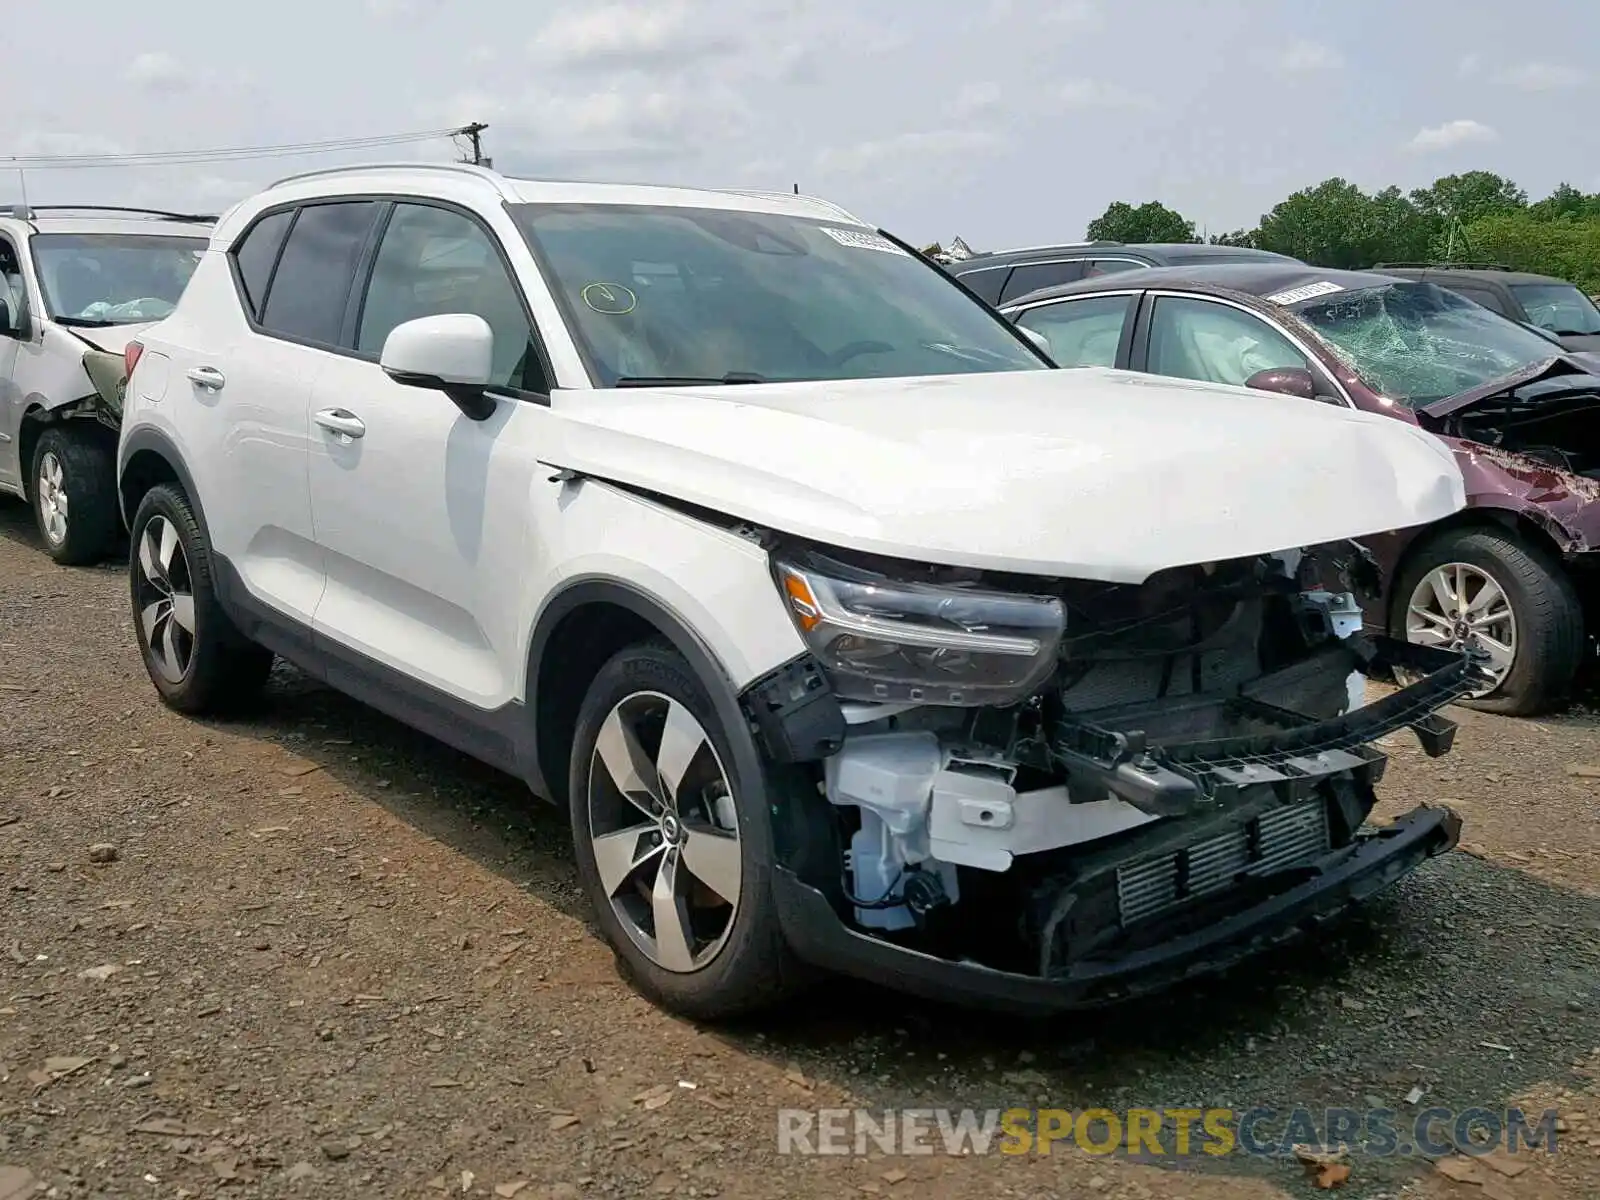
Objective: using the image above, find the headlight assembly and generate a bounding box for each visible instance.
[773,550,1066,706]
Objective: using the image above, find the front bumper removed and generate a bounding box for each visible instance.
[773,803,1461,1015]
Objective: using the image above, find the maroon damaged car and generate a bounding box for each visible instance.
[996,263,1600,716]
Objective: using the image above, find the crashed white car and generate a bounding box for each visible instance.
[0,205,211,563]
[116,164,1483,1018]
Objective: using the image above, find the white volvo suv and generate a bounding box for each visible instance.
[117,163,1484,1019]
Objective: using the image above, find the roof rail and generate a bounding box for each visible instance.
[6,204,216,224]
[1374,260,1513,272]
[265,161,520,200]
[716,188,864,223]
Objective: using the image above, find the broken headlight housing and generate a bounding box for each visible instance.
[772,550,1066,706]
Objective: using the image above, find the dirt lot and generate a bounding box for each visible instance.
[3,498,1600,1200]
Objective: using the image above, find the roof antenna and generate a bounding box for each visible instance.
[792,182,799,195]
[15,167,29,217]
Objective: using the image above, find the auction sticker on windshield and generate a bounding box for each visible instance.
[819,227,907,254]
[1267,281,1345,305]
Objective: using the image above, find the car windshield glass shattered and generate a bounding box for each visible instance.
[31,233,207,325]
[1289,280,1565,407]
[509,203,1046,386]
[1510,282,1600,336]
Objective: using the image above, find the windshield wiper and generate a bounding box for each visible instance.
[53,316,119,328]
[613,372,770,387]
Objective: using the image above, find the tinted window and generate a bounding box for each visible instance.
[231,209,293,320]
[1147,296,1309,388]
[357,202,546,392]
[1082,258,1145,277]
[953,266,1006,305]
[1447,285,1512,318]
[1014,295,1133,367]
[998,260,1084,303]
[260,202,382,345]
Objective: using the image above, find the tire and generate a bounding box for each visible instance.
[568,640,802,1020]
[128,483,274,715]
[30,425,119,566]
[1393,527,1584,716]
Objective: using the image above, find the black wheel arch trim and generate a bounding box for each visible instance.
[117,425,210,543]
[523,575,775,819]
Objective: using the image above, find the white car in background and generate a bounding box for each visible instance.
[116,163,1481,1020]
[0,205,212,563]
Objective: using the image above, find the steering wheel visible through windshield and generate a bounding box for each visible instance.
[1290,280,1565,407]
[509,203,1046,386]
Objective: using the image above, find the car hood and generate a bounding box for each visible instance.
[1418,356,1600,419]
[544,368,1467,583]
[1558,332,1600,353]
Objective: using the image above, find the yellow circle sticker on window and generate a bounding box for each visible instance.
[582,282,636,315]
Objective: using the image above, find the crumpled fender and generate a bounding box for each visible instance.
[1444,435,1600,553]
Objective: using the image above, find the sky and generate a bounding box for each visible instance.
[5,0,1597,250]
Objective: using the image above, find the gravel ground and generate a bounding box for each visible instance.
[3,495,1599,1200]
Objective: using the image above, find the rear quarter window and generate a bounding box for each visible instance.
[230,209,294,320]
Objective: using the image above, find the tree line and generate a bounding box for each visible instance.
[1083,173,1600,292]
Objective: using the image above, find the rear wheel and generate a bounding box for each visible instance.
[1394,527,1584,716]
[568,640,801,1019]
[30,426,119,566]
[128,484,274,714]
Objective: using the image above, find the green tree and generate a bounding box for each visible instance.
[1528,182,1600,223]
[1254,178,1434,269]
[1086,200,1197,244]
[1463,212,1600,293]
[1409,171,1527,226]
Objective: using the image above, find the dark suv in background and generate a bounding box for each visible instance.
[1375,263,1600,353]
[945,241,1301,306]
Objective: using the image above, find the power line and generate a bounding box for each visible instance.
[1,127,466,170]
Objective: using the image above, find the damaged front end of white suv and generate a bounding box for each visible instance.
[739,535,1487,1013]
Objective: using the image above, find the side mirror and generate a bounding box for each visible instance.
[0,295,15,337]
[379,313,497,420]
[1243,366,1317,400]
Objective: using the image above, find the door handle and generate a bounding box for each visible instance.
[314,408,366,440]
[186,366,225,390]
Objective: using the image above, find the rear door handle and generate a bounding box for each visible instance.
[186,366,225,390]
[314,408,366,440]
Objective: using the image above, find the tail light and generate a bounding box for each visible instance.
[124,340,144,379]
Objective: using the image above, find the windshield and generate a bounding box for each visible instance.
[31,233,206,325]
[1510,282,1600,336]
[509,203,1046,386]
[1290,280,1564,407]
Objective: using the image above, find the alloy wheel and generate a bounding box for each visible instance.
[586,691,742,973]
[1405,561,1517,695]
[36,451,68,546]
[134,516,197,684]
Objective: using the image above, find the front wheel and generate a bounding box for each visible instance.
[1394,528,1584,716]
[568,640,801,1019]
[30,426,119,566]
[128,484,274,715]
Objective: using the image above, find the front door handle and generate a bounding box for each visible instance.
[186,366,225,390]
[314,408,366,440]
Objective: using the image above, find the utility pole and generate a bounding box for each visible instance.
[458,122,489,166]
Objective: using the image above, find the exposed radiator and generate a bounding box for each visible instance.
[1115,800,1331,927]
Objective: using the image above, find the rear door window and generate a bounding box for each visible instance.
[259,201,383,347]
[998,260,1085,304]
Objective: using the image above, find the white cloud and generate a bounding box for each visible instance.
[1055,79,1154,110]
[1274,39,1343,73]
[123,51,187,93]
[1494,62,1588,90]
[950,82,1002,119]
[1405,119,1498,152]
[1456,53,1481,78]
[529,3,738,71]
